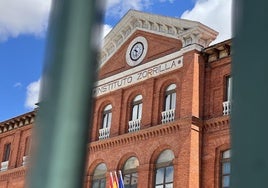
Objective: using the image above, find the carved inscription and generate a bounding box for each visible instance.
[94,56,183,96]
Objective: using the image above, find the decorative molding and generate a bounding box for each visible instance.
[0,167,26,181]
[99,10,218,67]
[203,116,230,133]
[0,112,35,134]
[203,39,231,63]
[89,117,200,152]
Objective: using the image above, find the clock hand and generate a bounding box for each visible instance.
[134,49,138,56]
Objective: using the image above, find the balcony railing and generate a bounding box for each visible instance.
[22,156,30,166]
[223,101,231,115]
[161,109,175,124]
[99,127,110,140]
[128,119,141,133]
[0,161,8,171]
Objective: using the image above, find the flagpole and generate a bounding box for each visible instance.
[118,170,125,188]
[109,172,114,188]
[114,171,119,186]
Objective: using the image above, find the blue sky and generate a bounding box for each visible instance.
[0,0,232,121]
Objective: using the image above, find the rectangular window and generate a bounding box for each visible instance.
[24,137,31,156]
[223,76,232,115]
[221,149,231,188]
[2,143,11,162]
[92,178,106,188]
[225,76,232,102]
[155,166,174,188]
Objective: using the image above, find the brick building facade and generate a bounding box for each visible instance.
[0,10,231,188]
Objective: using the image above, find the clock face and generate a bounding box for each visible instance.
[126,36,148,67]
[130,42,144,61]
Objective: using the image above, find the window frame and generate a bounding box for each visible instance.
[154,150,174,188]
[122,156,139,188]
[164,84,176,111]
[91,163,107,188]
[24,136,31,156]
[2,143,11,162]
[155,164,174,188]
[224,75,232,102]
[131,95,143,121]
[101,104,112,129]
[220,149,231,188]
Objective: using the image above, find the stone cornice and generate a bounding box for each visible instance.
[203,39,232,63]
[204,116,230,133]
[99,10,218,68]
[0,111,35,134]
[89,116,200,152]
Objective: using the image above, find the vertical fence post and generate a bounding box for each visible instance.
[28,0,104,187]
[232,0,268,187]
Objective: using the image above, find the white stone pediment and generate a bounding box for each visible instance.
[99,10,218,68]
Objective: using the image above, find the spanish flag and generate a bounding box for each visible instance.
[109,172,118,188]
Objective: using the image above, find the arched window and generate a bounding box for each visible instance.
[162,84,176,124]
[129,95,142,132]
[99,104,112,139]
[102,104,112,129]
[154,149,174,188]
[92,163,107,188]
[122,157,139,188]
[221,149,231,188]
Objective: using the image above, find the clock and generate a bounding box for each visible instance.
[130,42,144,61]
[126,36,148,66]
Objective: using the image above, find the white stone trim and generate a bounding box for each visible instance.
[94,56,183,97]
[97,44,199,83]
[99,10,218,67]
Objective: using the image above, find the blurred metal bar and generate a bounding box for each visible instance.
[28,0,104,187]
[232,0,268,187]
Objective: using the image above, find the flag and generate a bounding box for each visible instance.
[109,172,114,188]
[109,171,118,188]
[114,171,119,187]
[118,170,125,188]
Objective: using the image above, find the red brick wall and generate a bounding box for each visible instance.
[201,117,230,188]
[0,123,32,188]
[98,30,182,79]
[204,56,231,119]
[87,119,200,188]
[0,38,232,188]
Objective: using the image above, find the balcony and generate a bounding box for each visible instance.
[22,156,30,166]
[161,109,175,124]
[223,101,231,115]
[0,161,8,171]
[128,119,141,133]
[99,127,110,140]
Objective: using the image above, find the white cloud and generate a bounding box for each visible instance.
[105,0,152,18]
[102,24,112,38]
[25,79,41,109]
[0,0,52,41]
[181,0,232,44]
